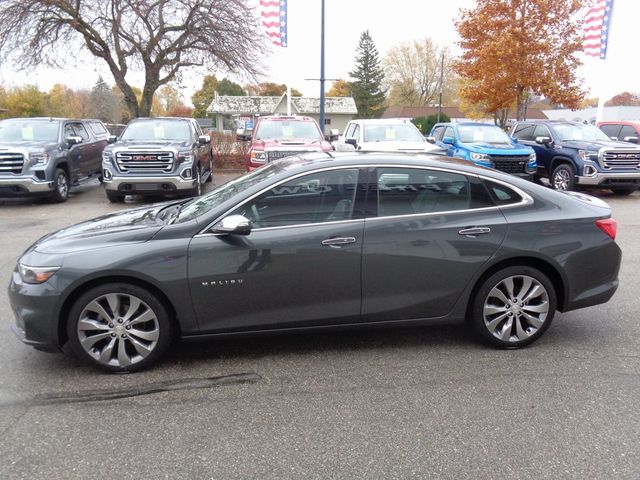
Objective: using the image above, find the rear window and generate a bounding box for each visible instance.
[483,180,523,205]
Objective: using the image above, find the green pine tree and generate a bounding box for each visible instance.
[349,30,385,119]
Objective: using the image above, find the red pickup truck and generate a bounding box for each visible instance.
[244,115,334,171]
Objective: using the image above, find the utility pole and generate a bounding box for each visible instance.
[437,51,444,123]
[319,0,326,133]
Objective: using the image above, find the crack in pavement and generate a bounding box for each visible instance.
[0,372,261,407]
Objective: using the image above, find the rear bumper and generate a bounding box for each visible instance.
[0,176,54,195]
[104,175,196,194]
[577,171,640,186]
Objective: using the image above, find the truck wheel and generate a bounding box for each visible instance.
[189,166,202,197]
[610,186,637,196]
[50,168,70,203]
[205,158,213,183]
[550,164,575,191]
[106,191,125,203]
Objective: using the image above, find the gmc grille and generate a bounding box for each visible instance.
[0,153,25,175]
[488,155,530,174]
[600,150,640,169]
[115,151,174,173]
[266,150,317,162]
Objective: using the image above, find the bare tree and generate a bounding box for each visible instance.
[0,0,265,118]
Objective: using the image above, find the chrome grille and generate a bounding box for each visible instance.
[0,153,25,174]
[488,155,530,174]
[266,150,316,162]
[601,149,640,169]
[115,151,174,173]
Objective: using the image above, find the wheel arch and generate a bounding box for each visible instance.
[57,275,181,348]
[465,256,567,320]
[550,156,576,174]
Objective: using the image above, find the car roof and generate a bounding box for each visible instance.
[351,119,413,124]
[597,120,640,126]
[257,115,316,122]
[513,120,588,126]
[1,117,101,123]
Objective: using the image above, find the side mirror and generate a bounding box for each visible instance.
[442,136,455,145]
[198,135,211,145]
[325,128,340,142]
[210,214,252,235]
[66,135,83,145]
[535,136,552,146]
[623,136,639,144]
[107,135,118,144]
[236,133,252,142]
[425,136,436,144]
[345,138,357,147]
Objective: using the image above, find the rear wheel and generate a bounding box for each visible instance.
[67,283,173,372]
[50,168,70,203]
[471,266,556,348]
[610,186,637,196]
[106,190,125,203]
[551,163,575,191]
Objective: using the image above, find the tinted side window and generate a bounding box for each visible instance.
[483,180,523,206]
[512,124,536,141]
[533,125,551,139]
[443,126,454,139]
[229,169,360,228]
[376,168,469,217]
[345,123,356,139]
[353,124,361,142]
[71,123,90,141]
[619,125,637,140]
[599,124,621,139]
[432,126,444,141]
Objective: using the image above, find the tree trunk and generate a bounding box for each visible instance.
[515,86,526,121]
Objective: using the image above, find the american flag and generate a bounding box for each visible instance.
[260,0,288,47]
[583,0,614,59]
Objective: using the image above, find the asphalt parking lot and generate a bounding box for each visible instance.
[0,178,639,479]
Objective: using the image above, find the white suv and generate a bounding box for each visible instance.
[341,119,443,154]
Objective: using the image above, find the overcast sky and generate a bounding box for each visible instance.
[0,0,637,103]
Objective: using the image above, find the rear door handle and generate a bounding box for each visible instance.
[458,227,491,238]
[322,237,357,247]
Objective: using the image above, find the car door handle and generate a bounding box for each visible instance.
[322,237,356,247]
[458,227,491,237]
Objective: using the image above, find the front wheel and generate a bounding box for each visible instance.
[550,164,575,191]
[106,190,125,203]
[205,158,214,183]
[188,165,202,197]
[50,168,70,203]
[67,283,173,372]
[471,266,557,348]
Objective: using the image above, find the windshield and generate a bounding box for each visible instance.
[255,120,322,140]
[176,164,281,222]
[0,120,60,142]
[121,120,192,142]
[553,123,612,142]
[458,125,512,144]
[363,124,424,142]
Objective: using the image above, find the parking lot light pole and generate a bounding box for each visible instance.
[319,0,326,134]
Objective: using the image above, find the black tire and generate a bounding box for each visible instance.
[66,283,173,373]
[106,190,125,203]
[50,168,70,203]
[205,158,214,183]
[188,165,202,197]
[550,163,575,191]
[471,266,557,349]
[610,186,637,196]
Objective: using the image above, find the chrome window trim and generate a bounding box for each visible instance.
[196,163,534,235]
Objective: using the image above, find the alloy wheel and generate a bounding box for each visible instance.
[76,292,160,368]
[553,169,571,190]
[56,172,69,198]
[482,275,550,342]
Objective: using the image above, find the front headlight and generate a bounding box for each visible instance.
[178,153,194,164]
[251,151,266,163]
[29,152,50,165]
[18,264,60,284]
[102,151,113,164]
[578,150,598,162]
[470,152,491,160]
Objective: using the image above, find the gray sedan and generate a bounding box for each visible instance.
[8,153,621,372]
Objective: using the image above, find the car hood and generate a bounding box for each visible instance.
[0,141,59,152]
[560,139,640,151]
[359,141,441,152]
[254,138,329,150]
[462,142,533,154]
[31,202,178,254]
[108,140,192,150]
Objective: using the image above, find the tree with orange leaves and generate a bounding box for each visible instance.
[454,0,586,126]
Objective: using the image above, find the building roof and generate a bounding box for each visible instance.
[207,92,358,115]
[382,106,548,120]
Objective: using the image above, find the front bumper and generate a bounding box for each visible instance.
[0,176,54,196]
[104,175,196,194]
[8,270,62,352]
[577,171,640,186]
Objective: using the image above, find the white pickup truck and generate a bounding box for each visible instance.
[338,119,443,154]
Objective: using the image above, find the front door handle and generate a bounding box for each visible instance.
[322,237,356,247]
[458,227,491,238]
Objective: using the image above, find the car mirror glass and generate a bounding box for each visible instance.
[535,136,552,145]
[210,214,252,235]
[198,135,211,145]
[65,135,83,145]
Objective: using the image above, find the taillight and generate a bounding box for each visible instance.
[595,218,617,240]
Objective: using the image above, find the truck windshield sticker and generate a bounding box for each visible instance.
[21,127,34,140]
[282,126,293,137]
[473,131,485,142]
[385,128,396,140]
[153,126,166,139]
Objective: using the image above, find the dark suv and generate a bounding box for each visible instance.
[101,117,213,202]
[0,117,108,202]
[510,120,640,194]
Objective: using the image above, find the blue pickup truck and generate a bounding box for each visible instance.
[428,122,537,178]
[510,120,640,194]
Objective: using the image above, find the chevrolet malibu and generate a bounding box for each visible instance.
[9,153,621,372]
